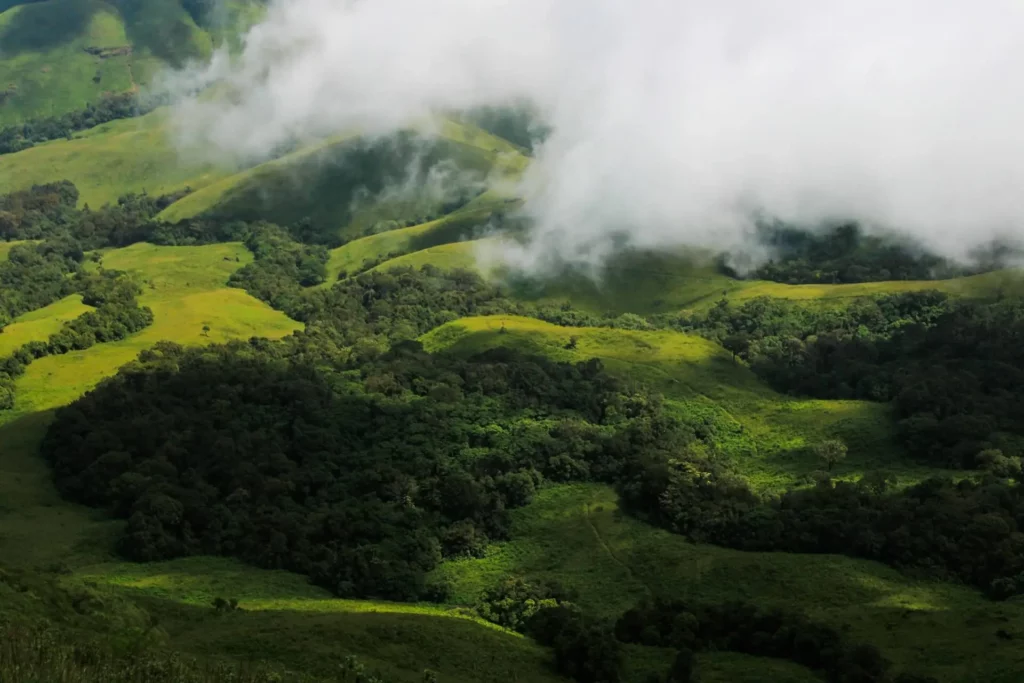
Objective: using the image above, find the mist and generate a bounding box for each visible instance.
[168,0,1024,270]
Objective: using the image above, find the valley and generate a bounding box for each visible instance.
[1,5,1023,682]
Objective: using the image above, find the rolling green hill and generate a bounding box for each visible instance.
[0,0,214,126]
[0,0,266,127]
[0,108,234,206]
[158,120,529,243]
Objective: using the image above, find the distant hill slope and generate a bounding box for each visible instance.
[0,108,234,206]
[0,0,261,126]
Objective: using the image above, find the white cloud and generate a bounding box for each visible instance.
[169,0,1024,267]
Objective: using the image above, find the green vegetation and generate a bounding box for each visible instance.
[435,484,1024,683]
[159,125,524,244]
[0,294,92,356]
[2,55,1024,682]
[0,109,233,207]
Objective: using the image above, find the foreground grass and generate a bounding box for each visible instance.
[421,315,946,490]
[436,483,1024,683]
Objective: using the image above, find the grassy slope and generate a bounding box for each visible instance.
[0,238,31,260]
[421,315,947,490]
[0,294,93,356]
[155,133,353,224]
[16,243,300,412]
[68,557,564,683]
[158,120,528,243]
[0,108,235,207]
[0,0,213,126]
[324,193,519,283]
[0,243,299,568]
[434,484,1024,683]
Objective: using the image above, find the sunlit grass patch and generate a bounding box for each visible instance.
[0,294,92,357]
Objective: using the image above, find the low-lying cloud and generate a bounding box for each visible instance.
[169,0,1024,269]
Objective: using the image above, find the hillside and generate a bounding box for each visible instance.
[3,23,1024,683]
[0,0,264,126]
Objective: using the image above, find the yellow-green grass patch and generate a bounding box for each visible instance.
[0,294,92,356]
[12,243,301,415]
[435,484,1024,683]
[323,194,518,284]
[0,108,236,207]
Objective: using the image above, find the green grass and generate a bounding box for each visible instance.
[0,0,215,126]
[421,315,948,490]
[323,194,520,283]
[0,294,93,356]
[0,108,236,207]
[11,243,300,414]
[434,483,1024,683]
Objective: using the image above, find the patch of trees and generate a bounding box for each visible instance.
[0,240,82,328]
[737,222,967,285]
[227,223,329,307]
[0,93,149,156]
[0,271,153,409]
[474,577,935,683]
[622,462,1024,600]
[677,293,1024,469]
[41,338,685,601]
[615,599,935,683]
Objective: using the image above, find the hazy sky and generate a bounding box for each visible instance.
[170,0,1024,268]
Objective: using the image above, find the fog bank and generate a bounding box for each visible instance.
[169,0,1024,269]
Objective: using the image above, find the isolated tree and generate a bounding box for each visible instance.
[201,324,210,337]
[814,439,848,472]
[722,332,750,362]
[566,335,579,350]
[976,449,1022,478]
